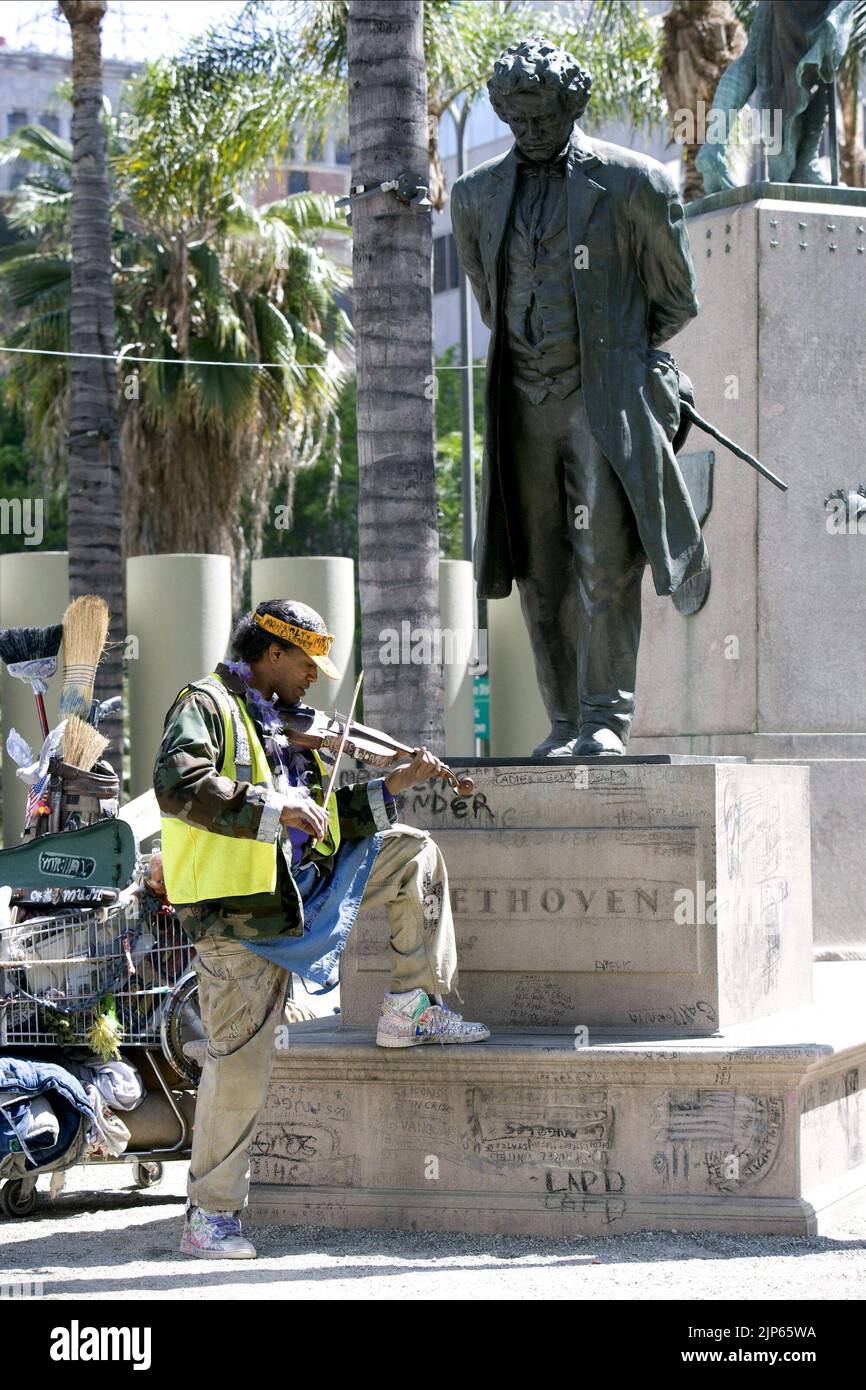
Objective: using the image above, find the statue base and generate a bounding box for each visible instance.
[247,963,866,1237]
[686,180,866,217]
[633,192,866,962]
[342,760,812,1036]
[246,763,866,1237]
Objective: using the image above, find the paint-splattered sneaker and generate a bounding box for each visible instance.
[376,988,490,1047]
[180,1201,257,1258]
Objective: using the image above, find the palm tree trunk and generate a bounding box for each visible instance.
[839,58,866,189]
[659,0,746,203]
[347,0,445,751]
[60,0,124,766]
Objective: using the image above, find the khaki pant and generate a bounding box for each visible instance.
[187,825,457,1213]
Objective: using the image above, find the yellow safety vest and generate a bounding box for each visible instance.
[161,671,340,904]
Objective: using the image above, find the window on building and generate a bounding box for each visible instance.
[6,112,30,189]
[288,170,310,195]
[335,138,351,166]
[433,233,460,294]
[39,112,60,134]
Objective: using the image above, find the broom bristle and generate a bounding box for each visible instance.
[61,714,109,771]
[0,624,63,666]
[62,595,109,667]
[61,596,110,717]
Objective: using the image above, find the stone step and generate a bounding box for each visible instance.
[247,964,866,1237]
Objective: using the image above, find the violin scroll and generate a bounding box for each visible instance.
[441,768,475,796]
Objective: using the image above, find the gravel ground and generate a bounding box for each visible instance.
[1,1159,865,1300]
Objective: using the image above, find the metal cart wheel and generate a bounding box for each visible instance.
[0,1179,38,1218]
[160,968,204,1086]
[131,1160,163,1189]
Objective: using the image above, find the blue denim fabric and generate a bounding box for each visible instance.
[0,1095,57,1161]
[241,831,383,988]
[0,1056,95,1171]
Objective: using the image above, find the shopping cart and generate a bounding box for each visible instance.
[0,893,202,1217]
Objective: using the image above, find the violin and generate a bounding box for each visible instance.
[277,703,475,797]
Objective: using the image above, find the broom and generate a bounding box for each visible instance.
[0,624,63,738]
[61,714,109,772]
[60,596,110,722]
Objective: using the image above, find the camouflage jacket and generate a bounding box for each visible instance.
[153,663,397,942]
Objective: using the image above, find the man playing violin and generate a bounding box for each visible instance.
[154,597,489,1260]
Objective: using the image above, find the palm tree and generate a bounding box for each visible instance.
[0,70,351,607]
[659,1,746,203]
[59,0,123,754]
[834,2,866,185]
[346,0,444,748]
[182,0,666,212]
[114,53,351,588]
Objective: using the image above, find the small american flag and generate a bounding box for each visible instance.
[25,776,52,822]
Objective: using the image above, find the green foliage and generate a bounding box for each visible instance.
[0,374,67,553]
[179,0,666,151]
[263,346,484,565]
[0,67,351,567]
[261,373,359,560]
[0,3,669,580]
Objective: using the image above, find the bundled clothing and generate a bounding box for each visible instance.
[80,1084,131,1159]
[0,1056,95,1175]
[0,1094,58,1160]
[65,1056,144,1112]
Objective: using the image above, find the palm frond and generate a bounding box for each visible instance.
[0,124,73,170]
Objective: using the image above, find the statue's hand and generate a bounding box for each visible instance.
[695,141,735,195]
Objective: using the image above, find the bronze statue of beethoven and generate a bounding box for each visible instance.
[451,36,706,756]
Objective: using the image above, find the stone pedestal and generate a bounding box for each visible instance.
[247,963,866,1237]
[630,194,866,958]
[245,193,866,1239]
[341,760,813,1037]
[629,733,866,960]
[634,193,866,738]
[249,762,866,1235]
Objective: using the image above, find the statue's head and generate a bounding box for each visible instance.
[487,35,591,163]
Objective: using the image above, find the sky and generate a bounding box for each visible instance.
[0,0,250,61]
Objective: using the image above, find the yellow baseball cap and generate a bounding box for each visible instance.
[253,602,341,680]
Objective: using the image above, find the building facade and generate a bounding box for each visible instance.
[0,41,140,194]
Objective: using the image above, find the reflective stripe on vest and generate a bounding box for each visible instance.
[161,671,340,904]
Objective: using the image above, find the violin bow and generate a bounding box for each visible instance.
[321,668,364,811]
